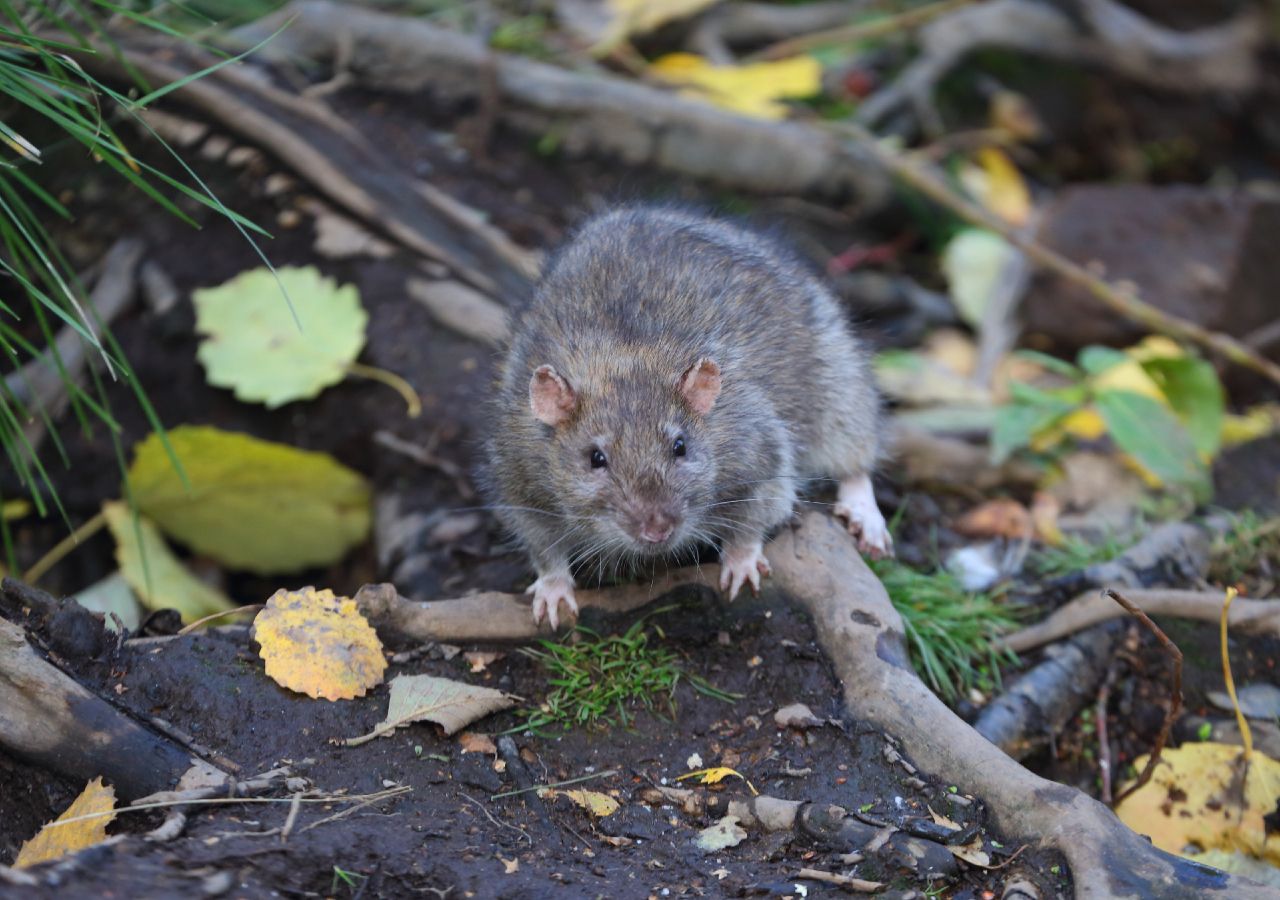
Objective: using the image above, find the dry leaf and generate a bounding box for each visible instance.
[253,587,386,701]
[346,674,516,745]
[1029,492,1064,546]
[465,651,504,673]
[458,732,498,755]
[696,815,747,852]
[649,52,820,120]
[948,836,993,868]
[960,147,1031,225]
[15,778,116,868]
[1114,742,1280,865]
[955,498,1031,540]
[774,703,822,729]
[539,789,620,817]
[500,856,519,874]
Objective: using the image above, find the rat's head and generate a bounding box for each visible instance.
[528,356,722,559]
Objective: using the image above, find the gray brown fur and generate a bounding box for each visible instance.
[482,206,882,580]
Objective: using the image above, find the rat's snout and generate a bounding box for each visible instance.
[636,508,680,544]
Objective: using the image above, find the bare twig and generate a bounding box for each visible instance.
[1000,588,1280,653]
[459,791,531,844]
[795,868,883,892]
[489,769,619,801]
[831,120,1280,386]
[1103,589,1182,806]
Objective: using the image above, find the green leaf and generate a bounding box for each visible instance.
[1077,345,1128,376]
[992,402,1067,463]
[1094,390,1202,486]
[940,229,1016,328]
[127,426,372,574]
[1012,349,1083,381]
[194,266,368,409]
[103,501,235,622]
[1140,357,1225,457]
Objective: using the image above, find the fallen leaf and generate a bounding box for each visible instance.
[465,651,504,674]
[128,426,371,574]
[927,807,961,831]
[955,498,1031,540]
[347,674,516,744]
[71,571,142,632]
[686,752,704,769]
[696,815,747,852]
[253,587,386,701]
[649,52,821,120]
[676,767,758,794]
[103,501,235,622]
[3,498,31,520]
[941,229,1019,328]
[959,147,1031,225]
[15,778,116,868]
[1029,492,1064,546]
[1221,404,1280,447]
[458,732,498,755]
[539,789,620,817]
[1114,742,1280,865]
[711,867,731,880]
[774,703,822,729]
[948,836,993,868]
[500,856,519,874]
[194,266,368,409]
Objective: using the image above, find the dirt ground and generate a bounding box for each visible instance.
[2,73,1277,898]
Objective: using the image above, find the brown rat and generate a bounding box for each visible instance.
[483,206,891,627]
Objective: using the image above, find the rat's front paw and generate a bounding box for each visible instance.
[527,573,578,629]
[719,539,772,601]
[836,474,894,559]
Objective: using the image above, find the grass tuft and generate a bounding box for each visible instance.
[1208,510,1280,587]
[1025,531,1132,579]
[516,607,739,732]
[870,557,1020,702]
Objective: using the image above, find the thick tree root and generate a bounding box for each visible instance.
[359,512,1270,895]
[233,1,890,204]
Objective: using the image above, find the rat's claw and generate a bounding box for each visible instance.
[719,539,772,601]
[527,573,578,630]
[836,474,895,559]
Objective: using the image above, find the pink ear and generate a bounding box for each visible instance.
[529,365,577,426]
[679,358,721,416]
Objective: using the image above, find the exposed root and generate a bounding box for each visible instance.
[1002,588,1280,653]
[357,513,1273,897]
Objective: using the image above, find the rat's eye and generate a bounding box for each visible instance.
[672,436,686,458]
[590,448,608,469]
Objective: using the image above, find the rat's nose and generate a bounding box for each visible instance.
[639,511,677,544]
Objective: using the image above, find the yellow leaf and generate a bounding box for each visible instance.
[960,147,1031,225]
[676,766,759,794]
[3,499,31,520]
[128,426,371,575]
[1060,407,1106,441]
[103,501,235,622]
[1091,358,1166,404]
[594,0,719,48]
[539,789,620,817]
[252,587,386,701]
[1127,335,1185,362]
[649,53,821,120]
[1115,743,1280,865]
[15,778,116,868]
[1221,404,1280,447]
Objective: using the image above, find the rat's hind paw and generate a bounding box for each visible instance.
[719,539,772,601]
[527,573,578,629]
[835,474,895,560]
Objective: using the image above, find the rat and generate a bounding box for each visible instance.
[482,206,892,628]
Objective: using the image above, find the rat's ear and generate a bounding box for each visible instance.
[530,364,577,426]
[678,357,721,416]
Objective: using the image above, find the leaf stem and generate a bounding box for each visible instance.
[1219,587,1253,762]
[346,362,422,418]
[23,508,107,585]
